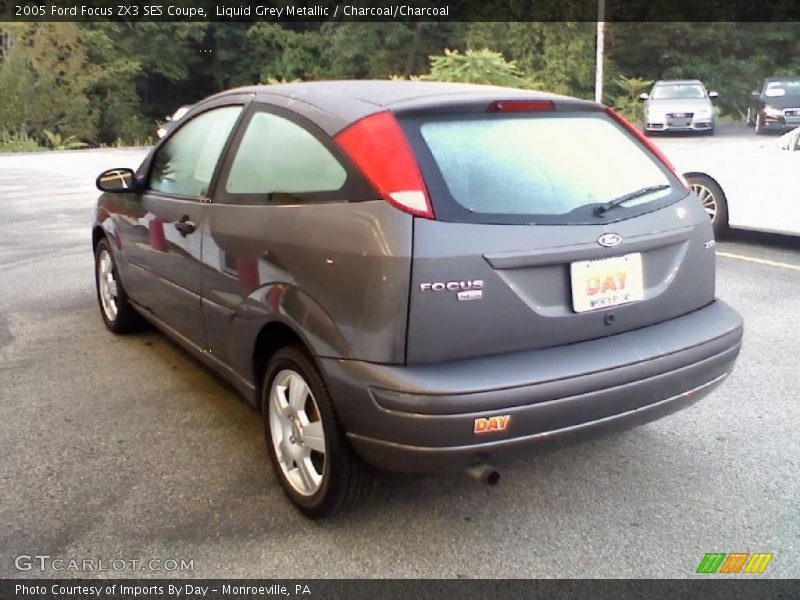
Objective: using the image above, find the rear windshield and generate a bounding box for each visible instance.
[402,111,682,225]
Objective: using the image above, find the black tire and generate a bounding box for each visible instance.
[94,238,145,334]
[687,174,729,238]
[263,345,374,518]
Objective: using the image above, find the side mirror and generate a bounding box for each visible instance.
[751,90,761,98]
[708,91,719,104]
[638,92,649,102]
[96,168,137,193]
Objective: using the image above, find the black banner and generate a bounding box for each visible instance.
[1,0,800,22]
[2,580,800,600]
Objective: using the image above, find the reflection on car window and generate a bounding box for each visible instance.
[651,84,707,100]
[150,106,242,197]
[225,112,346,197]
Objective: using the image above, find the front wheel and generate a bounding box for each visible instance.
[687,174,729,238]
[755,113,765,135]
[94,238,145,333]
[263,345,374,518]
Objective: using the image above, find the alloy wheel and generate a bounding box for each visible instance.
[97,248,119,322]
[691,182,717,223]
[268,369,326,496]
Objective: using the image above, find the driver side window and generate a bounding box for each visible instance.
[150,105,242,197]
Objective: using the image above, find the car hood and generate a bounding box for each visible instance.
[763,95,800,109]
[646,98,713,114]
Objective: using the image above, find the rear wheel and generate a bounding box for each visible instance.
[263,345,374,518]
[687,174,728,238]
[94,238,145,333]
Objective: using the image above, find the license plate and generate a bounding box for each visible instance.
[570,253,645,313]
[670,113,686,118]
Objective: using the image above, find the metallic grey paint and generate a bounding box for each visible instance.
[321,300,742,472]
[406,195,715,364]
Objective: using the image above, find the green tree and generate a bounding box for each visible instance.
[607,22,800,117]
[0,23,99,142]
[609,75,653,122]
[465,22,596,97]
[424,48,536,88]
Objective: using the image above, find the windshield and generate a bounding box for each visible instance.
[405,112,678,224]
[651,83,707,100]
[765,79,800,97]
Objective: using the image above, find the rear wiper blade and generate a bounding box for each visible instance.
[594,184,671,216]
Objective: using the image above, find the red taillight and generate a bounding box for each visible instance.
[604,107,689,189]
[334,111,434,219]
[486,100,555,113]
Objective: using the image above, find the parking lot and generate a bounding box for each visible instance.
[1,125,798,578]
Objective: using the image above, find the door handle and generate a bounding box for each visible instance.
[174,215,197,237]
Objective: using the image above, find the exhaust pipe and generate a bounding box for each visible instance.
[465,461,500,486]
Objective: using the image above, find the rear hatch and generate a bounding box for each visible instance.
[396,101,716,364]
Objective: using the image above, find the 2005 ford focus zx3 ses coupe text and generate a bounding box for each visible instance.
[92,81,743,517]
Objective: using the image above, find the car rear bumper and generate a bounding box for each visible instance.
[320,300,743,473]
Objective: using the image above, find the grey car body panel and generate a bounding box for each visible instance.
[348,372,730,473]
[320,300,742,471]
[407,194,715,364]
[200,200,413,374]
[92,81,744,475]
[209,80,593,136]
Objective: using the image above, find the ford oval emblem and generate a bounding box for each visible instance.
[597,233,622,248]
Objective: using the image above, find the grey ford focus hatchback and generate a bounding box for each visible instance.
[92,81,743,517]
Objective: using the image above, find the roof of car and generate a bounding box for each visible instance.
[653,80,703,85]
[230,80,571,106]
[203,80,599,135]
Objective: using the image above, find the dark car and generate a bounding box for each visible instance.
[92,81,743,517]
[747,77,800,134]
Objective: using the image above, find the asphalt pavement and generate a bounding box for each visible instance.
[0,128,798,578]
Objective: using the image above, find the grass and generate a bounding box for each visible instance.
[0,130,155,153]
[0,131,46,153]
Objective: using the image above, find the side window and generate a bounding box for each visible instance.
[150,106,242,197]
[224,111,347,197]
